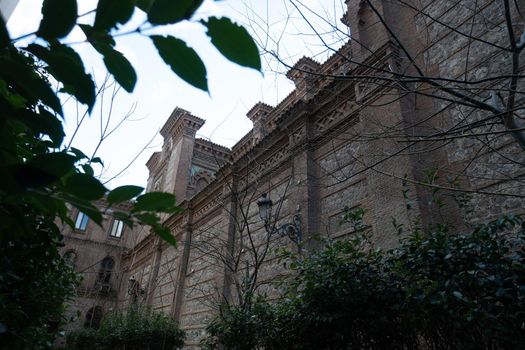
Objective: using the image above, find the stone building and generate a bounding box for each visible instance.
[65,0,525,348]
[119,0,525,347]
[59,202,147,332]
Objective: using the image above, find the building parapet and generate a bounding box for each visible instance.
[160,107,205,139]
[194,138,231,160]
[146,152,161,172]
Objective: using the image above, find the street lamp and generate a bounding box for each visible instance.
[127,276,145,302]
[257,193,302,245]
[257,193,273,222]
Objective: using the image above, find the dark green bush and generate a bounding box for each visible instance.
[0,212,81,350]
[201,299,275,350]
[66,307,185,350]
[203,214,525,349]
[65,329,97,350]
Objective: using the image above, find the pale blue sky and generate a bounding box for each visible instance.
[8,0,348,189]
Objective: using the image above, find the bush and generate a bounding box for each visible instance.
[66,307,185,350]
[0,212,81,350]
[202,214,525,349]
[65,329,97,350]
[201,299,275,350]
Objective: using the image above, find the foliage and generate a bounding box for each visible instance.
[64,329,96,350]
[66,307,185,350]
[0,0,260,348]
[0,216,81,350]
[202,213,525,349]
[200,297,275,350]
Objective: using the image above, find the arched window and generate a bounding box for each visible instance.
[63,250,77,269]
[96,257,114,285]
[84,306,103,329]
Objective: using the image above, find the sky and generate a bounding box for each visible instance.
[7,0,349,189]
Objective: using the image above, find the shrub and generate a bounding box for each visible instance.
[201,299,276,350]
[202,214,525,349]
[66,307,185,350]
[0,213,81,349]
[65,329,97,350]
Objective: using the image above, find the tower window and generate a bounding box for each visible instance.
[109,219,124,238]
[75,212,89,231]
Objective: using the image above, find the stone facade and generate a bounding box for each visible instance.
[59,201,146,334]
[65,0,525,348]
[122,0,525,347]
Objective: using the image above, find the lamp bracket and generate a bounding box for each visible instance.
[273,212,302,244]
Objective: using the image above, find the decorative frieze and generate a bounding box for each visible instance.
[315,99,358,133]
[193,193,222,221]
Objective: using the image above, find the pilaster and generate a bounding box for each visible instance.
[171,210,193,321]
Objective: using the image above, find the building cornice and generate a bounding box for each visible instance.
[160,107,205,139]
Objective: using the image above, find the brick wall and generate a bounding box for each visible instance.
[118,1,525,348]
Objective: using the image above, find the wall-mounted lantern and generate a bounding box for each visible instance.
[127,276,146,302]
[257,193,302,245]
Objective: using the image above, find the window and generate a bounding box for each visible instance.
[109,219,124,238]
[84,306,103,329]
[74,211,89,231]
[63,250,77,269]
[96,257,114,285]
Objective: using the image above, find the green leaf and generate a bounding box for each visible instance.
[64,173,107,200]
[0,79,26,109]
[37,0,77,39]
[148,0,203,25]
[90,157,104,166]
[133,191,177,212]
[133,212,176,245]
[107,185,144,204]
[13,109,65,146]
[203,17,261,70]
[151,35,207,91]
[134,212,159,225]
[67,196,103,226]
[0,56,63,115]
[29,193,64,217]
[13,152,76,187]
[113,211,134,228]
[69,147,88,160]
[10,166,54,189]
[81,164,94,176]
[95,43,137,92]
[95,0,136,30]
[26,152,76,179]
[113,211,131,221]
[152,225,177,246]
[79,24,115,46]
[27,43,96,111]
[79,24,135,92]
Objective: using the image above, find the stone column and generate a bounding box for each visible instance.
[219,171,238,304]
[287,111,320,246]
[145,237,162,306]
[171,210,193,321]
